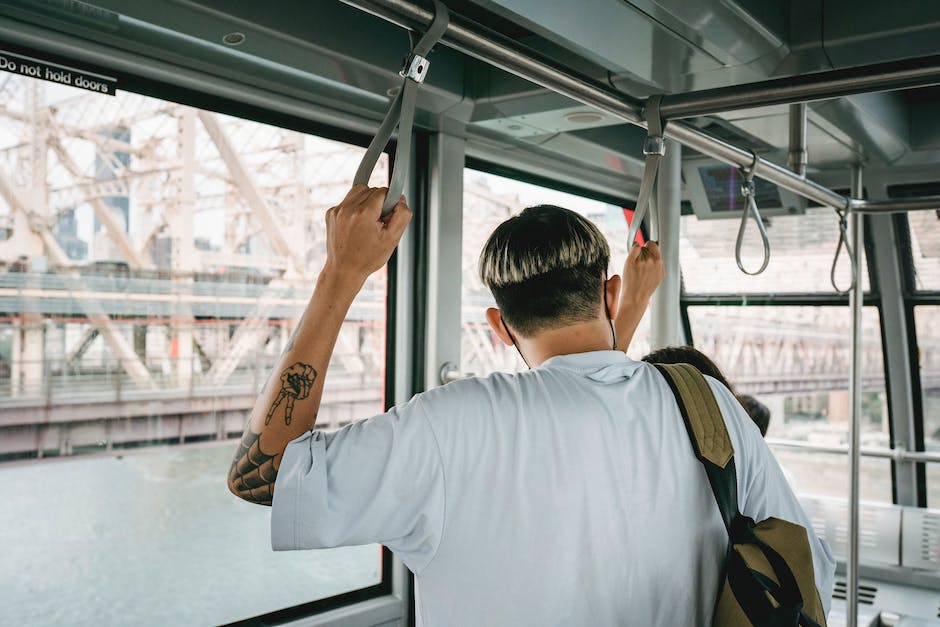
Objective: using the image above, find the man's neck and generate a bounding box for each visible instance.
[517,319,616,367]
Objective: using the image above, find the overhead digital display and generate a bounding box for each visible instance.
[698,165,784,213]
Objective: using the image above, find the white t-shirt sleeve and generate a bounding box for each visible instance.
[707,378,837,615]
[270,397,445,574]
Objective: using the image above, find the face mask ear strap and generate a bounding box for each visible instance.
[604,280,617,351]
[500,315,531,369]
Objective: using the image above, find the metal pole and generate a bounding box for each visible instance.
[787,103,807,177]
[847,163,864,627]
[342,0,940,217]
[338,0,848,211]
[851,196,940,213]
[651,139,682,349]
[657,52,940,119]
[765,438,940,464]
[900,450,940,463]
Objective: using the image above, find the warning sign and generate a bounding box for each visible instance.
[0,49,116,95]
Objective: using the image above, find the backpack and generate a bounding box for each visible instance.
[654,362,828,627]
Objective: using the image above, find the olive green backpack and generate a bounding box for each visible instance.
[654,363,828,627]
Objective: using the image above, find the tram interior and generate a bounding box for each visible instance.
[0,0,939,625]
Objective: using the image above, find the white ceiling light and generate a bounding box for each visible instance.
[563,111,605,125]
[222,32,246,46]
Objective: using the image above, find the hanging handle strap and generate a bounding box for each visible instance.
[627,95,666,246]
[830,199,856,293]
[353,0,450,215]
[735,150,771,275]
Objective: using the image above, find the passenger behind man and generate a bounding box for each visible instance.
[642,345,771,436]
[642,345,801,489]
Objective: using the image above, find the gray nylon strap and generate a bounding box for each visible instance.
[353,0,450,215]
[830,199,856,293]
[629,153,661,245]
[628,95,665,245]
[735,150,771,275]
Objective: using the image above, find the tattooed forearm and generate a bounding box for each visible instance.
[231,362,318,504]
[282,311,305,355]
[265,362,317,426]
[228,429,278,505]
[261,315,308,394]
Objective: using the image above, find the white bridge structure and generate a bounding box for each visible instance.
[0,76,938,461]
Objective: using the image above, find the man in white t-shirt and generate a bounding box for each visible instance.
[228,185,834,626]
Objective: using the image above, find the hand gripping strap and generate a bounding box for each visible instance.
[627,95,666,246]
[353,0,450,215]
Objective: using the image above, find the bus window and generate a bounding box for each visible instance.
[0,75,386,625]
[680,207,871,294]
[914,306,940,507]
[909,210,940,292]
[687,305,892,503]
[461,168,650,378]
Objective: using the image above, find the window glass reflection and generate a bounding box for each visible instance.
[680,208,871,294]
[909,211,940,292]
[688,305,891,503]
[914,307,940,506]
[0,76,384,625]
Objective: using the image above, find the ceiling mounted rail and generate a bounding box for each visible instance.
[657,52,940,120]
[340,0,848,209]
[340,0,940,215]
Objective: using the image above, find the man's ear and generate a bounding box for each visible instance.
[605,275,622,320]
[486,307,514,346]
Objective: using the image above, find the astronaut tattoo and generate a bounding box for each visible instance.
[265,362,317,426]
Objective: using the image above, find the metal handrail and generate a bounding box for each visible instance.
[846,165,864,627]
[339,0,847,209]
[851,196,940,213]
[341,0,940,216]
[656,52,940,119]
[766,438,940,464]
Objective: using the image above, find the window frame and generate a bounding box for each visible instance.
[0,38,403,624]
[680,213,903,502]
[900,213,934,507]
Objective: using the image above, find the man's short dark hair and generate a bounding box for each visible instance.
[479,205,610,337]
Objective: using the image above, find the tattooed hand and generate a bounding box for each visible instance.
[265,362,317,426]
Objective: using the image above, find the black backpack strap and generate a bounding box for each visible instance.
[654,363,738,532]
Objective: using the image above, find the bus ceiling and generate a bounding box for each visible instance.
[3,0,940,209]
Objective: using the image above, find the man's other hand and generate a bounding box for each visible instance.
[325,185,412,281]
[621,241,664,306]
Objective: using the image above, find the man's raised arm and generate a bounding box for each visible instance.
[615,241,664,352]
[227,185,411,505]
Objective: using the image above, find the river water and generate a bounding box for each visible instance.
[3,420,938,626]
[0,445,380,626]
